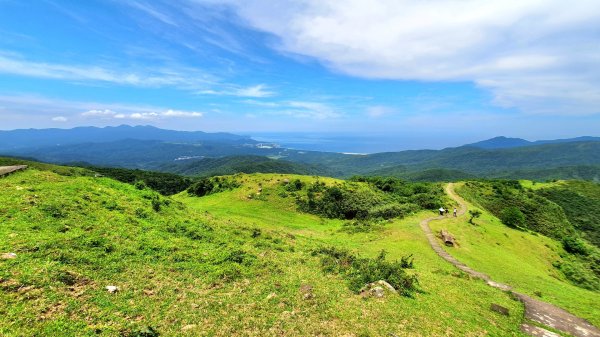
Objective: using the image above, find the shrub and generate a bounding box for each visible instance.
[562,236,589,255]
[285,179,304,191]
[468,209,482,224]
[313,247,419,297]
[500,206,526,229]
[188,177,240,197]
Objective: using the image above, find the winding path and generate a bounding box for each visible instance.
[419,183,600,337]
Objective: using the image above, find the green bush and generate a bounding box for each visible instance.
[188,177,240,197]
[500,206,526,229]
[562,236,589,255]
[313,247,419,297]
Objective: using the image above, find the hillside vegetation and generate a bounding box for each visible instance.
[457,180,600,292]
[1,167,526,336]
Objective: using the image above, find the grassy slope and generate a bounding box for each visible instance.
[428,183,600,327]
[176,173,527,336]
[0,170,526,336]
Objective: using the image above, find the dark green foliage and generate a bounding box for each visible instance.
[340,220,384,234]
[313,247,419,297]
[459,180,600,290]
[553,255,600,291]
[460,181,574,239]
[298,183,384,220]
[298,178,447,221]
[537,181,600,248]
[127,326,160,337]
[187,177,240,197]
[88,166,192,195]
[400,254,414,269]
[284,179,304,191]
[468,209,482,224]
[160,155,331,177]
[499,207,526,229]
[40,204,67,218]
[151,196,161,212]
[562,236,589,255]
[368,203,420,220]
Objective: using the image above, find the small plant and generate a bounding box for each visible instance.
[468,209,482,224]
[41,204,67,218]
[127,326,160,337]
[151,195,161,212]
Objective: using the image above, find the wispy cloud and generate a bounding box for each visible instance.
[198,84,275,97]
[242,99,340,119]
[127,1,179,27]
[0,52,272,97]
[0,53,214,88]
[0,94,203,121]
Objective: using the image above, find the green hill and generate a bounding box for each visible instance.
[3,161,600,335]
[158,155,333,177]
[1,164,528,336]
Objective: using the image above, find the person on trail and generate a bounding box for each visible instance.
[453,208,457,217]
[445,208,449,215]
[439,207,445,216]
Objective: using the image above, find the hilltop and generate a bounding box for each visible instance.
[2,160,599,336]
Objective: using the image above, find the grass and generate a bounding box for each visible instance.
[1,170,527,336]
[429,183,600,327]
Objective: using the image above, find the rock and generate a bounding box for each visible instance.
[266,292,277,300]
[299,284,314,300]
[370,287,385,298]
[375,280,397,293]
[490,303,509,316]
[359,280,397,298]
[105,285,118,293]
[283,179,290,184]
[1,253,17,259]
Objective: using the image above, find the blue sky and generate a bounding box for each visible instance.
[0,0,599,148]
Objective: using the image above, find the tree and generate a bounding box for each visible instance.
[468,209,482,224]
[500,206,526,229]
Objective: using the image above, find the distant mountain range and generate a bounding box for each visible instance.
[467,136,600,149]
[0,125,253,151]
[1,125,599,181]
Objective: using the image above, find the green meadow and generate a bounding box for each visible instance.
[2,166,598,336]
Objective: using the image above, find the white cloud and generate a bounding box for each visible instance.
[0,94,204,122]
[234,84,274,98]
[81,109,118,118]
[162,109,203,117]
[51,116,67,122]
[198,84,275,97]
[83,109,202,120]
[210,0,600,115]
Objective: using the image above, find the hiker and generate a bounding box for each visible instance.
[453,208,457,217]
[445,208,449,215]
[439,207,445,216]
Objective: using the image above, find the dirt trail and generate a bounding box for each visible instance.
[418,183,600,337]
